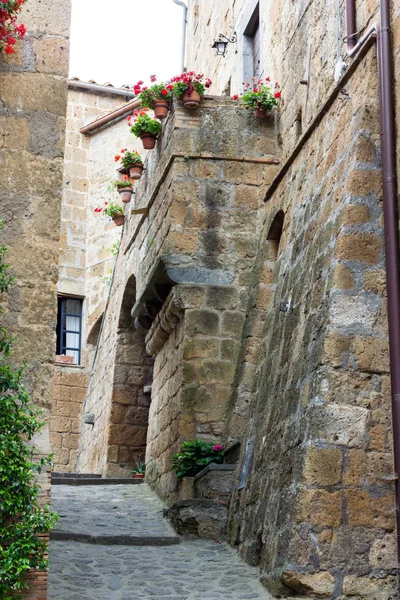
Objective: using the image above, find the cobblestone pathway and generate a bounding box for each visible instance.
[48,484,272,600]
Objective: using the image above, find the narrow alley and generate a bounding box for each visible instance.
[47,482,272,600]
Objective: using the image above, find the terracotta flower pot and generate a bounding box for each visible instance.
[112,214,125,227]
[183,90,201,108]
[133,474,145,480]
[140,133,157,150]
[118,187,133,203]
[128,164,144,180]
[153,99,169,120]
[253,108,270,118]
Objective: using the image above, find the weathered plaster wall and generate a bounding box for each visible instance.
[227,51,397,598]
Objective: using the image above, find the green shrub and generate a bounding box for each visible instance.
[0,220,58,599]
[171,440,224,480]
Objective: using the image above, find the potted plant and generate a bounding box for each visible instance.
[94,201,125,227]
[114,177,134,203]
[115,149,144,180]
[171,71,212,108]
[129,108,162,150]
[132,461,146,480]
[239,78,281,118]
[171,440,224,481]
[134,76,174,120]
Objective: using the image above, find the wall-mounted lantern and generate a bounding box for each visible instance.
[212,32,237,57]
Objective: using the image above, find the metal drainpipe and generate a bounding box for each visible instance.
[172,0,188,73]
[346,0,400,570]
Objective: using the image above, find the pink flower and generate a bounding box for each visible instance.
[213,444,224,452]
[150,74,157,82]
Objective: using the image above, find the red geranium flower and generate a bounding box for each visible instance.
[5,45,14,54]
[161,89,168,96]
[114,155,121,162]
[233,94,239,100]
[150,74,157,82]
[274,91,281,98]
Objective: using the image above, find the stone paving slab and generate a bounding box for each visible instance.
[52,484,176,537]
[48,540,273,599]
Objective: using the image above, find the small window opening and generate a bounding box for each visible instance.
[56,296,83,365]
[243,3,260,83]
[266,210,284,261]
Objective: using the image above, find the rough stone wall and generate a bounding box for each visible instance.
[0,1,70,596]
[77,99,279,495]
[227,51,397,598]
[186,0,379,160]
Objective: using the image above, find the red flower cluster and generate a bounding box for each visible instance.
[0,0,27,55]
[170,71,212,95]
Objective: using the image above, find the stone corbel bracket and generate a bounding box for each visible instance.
[145,285,204,356]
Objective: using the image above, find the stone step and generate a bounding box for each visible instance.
[52,472,102,479]
[50,531,181,546]
[51,477,144,486]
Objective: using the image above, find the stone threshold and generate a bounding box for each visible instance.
[51,477,144,486]
[50,531,181,546]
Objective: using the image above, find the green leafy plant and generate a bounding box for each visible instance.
[94,201,124,217]
[171,71,212,99]
[129,109,162,138]
[114,149,143,170]
[0,220,58,598]
[132,461,146,475]
[114,179,133,190]
[239,78,281,113]
[171,440,224,480]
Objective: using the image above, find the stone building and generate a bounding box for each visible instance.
[52,0,400,597]
[3,0,400,598]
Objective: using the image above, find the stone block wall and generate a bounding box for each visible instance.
[0,2,70,597]
[50,367,88,472]
[227,50,397,598]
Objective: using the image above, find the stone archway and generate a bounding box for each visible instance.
[106,275,154,477]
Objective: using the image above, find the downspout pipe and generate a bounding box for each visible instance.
[172,0,187,73]
[346,0,400,570]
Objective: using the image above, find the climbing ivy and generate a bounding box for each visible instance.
[0,220,58,598]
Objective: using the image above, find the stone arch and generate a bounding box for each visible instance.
[106,274,154,476]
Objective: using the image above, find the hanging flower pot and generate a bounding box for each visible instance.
[152,100,169,120]
[118,187,134,203]
[128,163,144,180]
[112,214,125,227]
[130,109,162,151]
[140,133,157,150]
[183,89,201,108]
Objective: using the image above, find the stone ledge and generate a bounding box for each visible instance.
[165,498,228,541]
[193,463,236,482]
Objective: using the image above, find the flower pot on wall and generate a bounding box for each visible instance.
[133,473,145,480]
[140,134,157,150]
[153,100,169,120]
[118,187,133,203]
[182,90,201,108]
[253,108,270,118]
[112,214,125,227]
[128,164,143,180]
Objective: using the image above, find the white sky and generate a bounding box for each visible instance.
[69,0,184,87]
